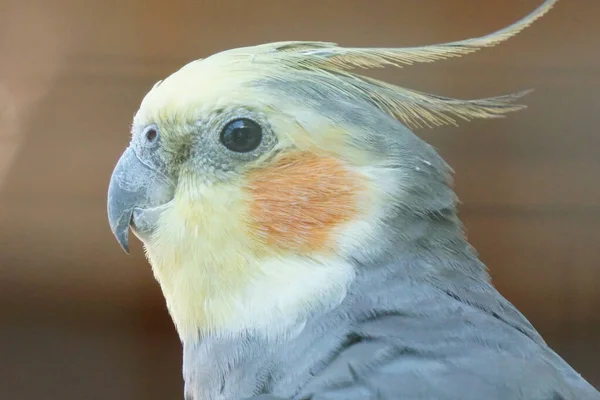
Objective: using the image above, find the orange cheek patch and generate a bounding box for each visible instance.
[244,151,365,253]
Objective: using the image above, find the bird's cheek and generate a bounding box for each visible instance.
[243,151,366,254]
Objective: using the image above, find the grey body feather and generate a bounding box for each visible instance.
[185,249,600,400]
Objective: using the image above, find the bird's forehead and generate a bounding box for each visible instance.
[134,56,267,127]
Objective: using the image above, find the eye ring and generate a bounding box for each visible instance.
[219,118,263,153]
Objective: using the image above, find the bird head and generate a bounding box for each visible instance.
[107,0,557,342]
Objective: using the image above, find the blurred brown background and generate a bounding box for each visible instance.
[0,0,598,398]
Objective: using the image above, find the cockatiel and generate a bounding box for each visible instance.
[107,0,600,399]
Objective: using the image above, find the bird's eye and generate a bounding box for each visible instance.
[219,118,262,153]
[145,128,158,143]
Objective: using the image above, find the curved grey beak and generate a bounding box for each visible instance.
[107,147,174,254]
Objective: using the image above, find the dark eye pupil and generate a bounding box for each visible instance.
[145,129,158,142]
[220,118,262,153]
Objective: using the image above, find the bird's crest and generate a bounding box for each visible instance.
[230,0,557,129]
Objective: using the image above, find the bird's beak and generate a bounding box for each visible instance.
[107,147,174,254]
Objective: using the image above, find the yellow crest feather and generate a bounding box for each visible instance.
[229,0,557,129]
[267,0,557,70]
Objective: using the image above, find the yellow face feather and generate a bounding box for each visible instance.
[129,0,556,342]
[144,145,371,341]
